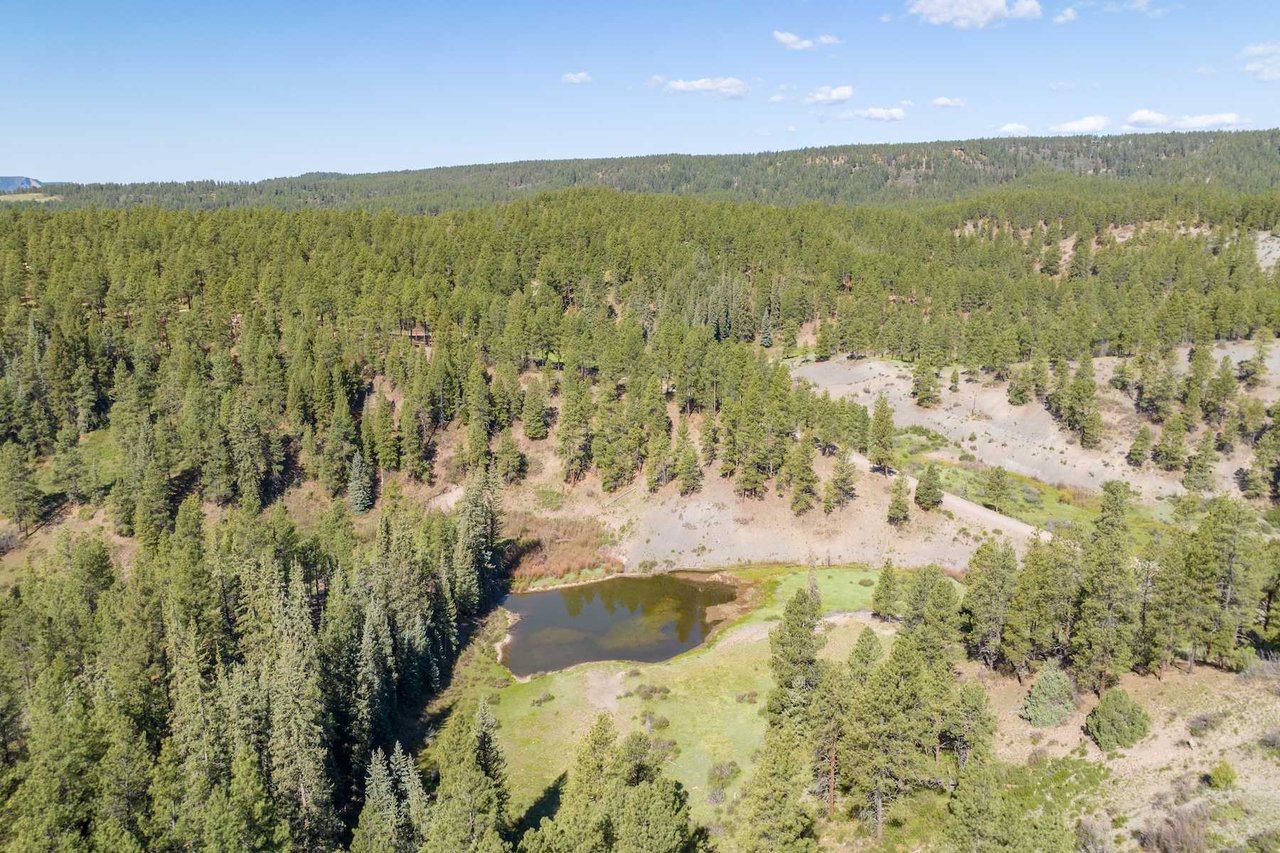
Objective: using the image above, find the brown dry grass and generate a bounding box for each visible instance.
[503,509,621,584]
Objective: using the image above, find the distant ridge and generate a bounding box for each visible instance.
[9,129,1280,213]
[0,177,42,192]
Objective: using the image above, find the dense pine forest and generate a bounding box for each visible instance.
[2,131,1280,852]
[14,130,1280,214]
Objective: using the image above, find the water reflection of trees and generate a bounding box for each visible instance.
[554,577,735,643]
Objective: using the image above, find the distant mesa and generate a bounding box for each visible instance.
[0,177,42,192]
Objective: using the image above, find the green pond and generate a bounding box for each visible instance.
[500,574,737,677]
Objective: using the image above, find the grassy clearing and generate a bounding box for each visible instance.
[425,563,888,828]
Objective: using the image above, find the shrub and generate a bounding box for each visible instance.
[1141,803,1209,853]
[1187,711,1225,738]
[1022,661,1076,727]
[1086,688,1150,751]
[1207,760,1236,790]
[1075,816,1115,853]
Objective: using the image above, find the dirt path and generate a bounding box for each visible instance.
[843,449,1043,543]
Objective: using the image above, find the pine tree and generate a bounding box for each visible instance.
[348,449,375,513]
[872,562,900,620]
[1152,413,1187,471]
[425,702,510,852]
[949,368,960,393]
[887,475,910,526]
[1183,432,1216,492]
[1126,425,1153,467]
[493,428,527,484]
[452,465,500,618]
[734,725,815,853]
[912,359,940,407]
[1072,519,1139,695]
[913,462,943,510]
[203,739,290,853]
[0,441,42,535]
[674,421,702,495]
[371,392,400,471]
[868,396,895,475]
[521,378,549,440]
[981,465,1011,514]
[556,376,593,482]
[766,585,824,726]
[842,639,930,839]
[822,452,856,513]
[785,436,818,515]
[963,539,1018,667]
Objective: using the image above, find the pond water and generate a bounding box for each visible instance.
[500,574,737,677]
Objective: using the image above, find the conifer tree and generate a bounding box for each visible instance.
[963,538,1018,667]
[785,435,818,515]
[1152,413,1187,470]
[913,462,943,510]
[1183,431,1216,492]
[425,703,510,852]
[674,421,701,495]
[734,725,815,853]
[203,739,290,853]
[868,396,895,475]
[521,378,549,441]
[1126,425,1153,467]
[981,465,1011,514]
[766,585,824,726]
[912,359,940,407]
[887,475,910,525]
[822,452,856,513]
[871,562,899,620]
[493,428,527,484]
[348,449,375,513]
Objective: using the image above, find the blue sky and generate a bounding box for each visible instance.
[7,0,1279,182]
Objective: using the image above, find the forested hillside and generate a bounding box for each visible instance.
[12,130,1280,214]
[1,155,1280,851]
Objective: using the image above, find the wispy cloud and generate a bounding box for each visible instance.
[845,106,907,121]
[907,0,1042,29]
[1126,109,1246,129]
[1050,114,1109,133]
[561,71,592,84]
[1105,0,1169,18]
[932,96,966,107]
[998,122,1031,134]
[1048,80,1077,91]
[1053,6,1077,23]
[664,77,750,98]
[772,30,841,50]
[804,85,855,105]
[1241,42,1280,82]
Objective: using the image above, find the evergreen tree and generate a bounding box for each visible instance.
[963,538,1018,667]
[1152,413,1187,471]
[0,441,42,535]
[912,359,940,407]
[981,466,1011,514]
[913,462,943,511]
[734,725,815,853]
[348,449,376,513]
[203,739,290,853]
[425,703,510,852]
[493,428,527,484]
[872,562,900,620]
[785,436,818,515]
[887,475,910,525]
[1183,432,1216,492]
[766,584,824,726]
[868,396,895,474]
[822,452,856,513]
[521,379,549,441]
[674,421,702,496]
[1126,425,1153,468]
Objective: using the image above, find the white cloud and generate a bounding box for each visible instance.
[1050,114,1109,133]
[768,93,789,103]
[901,99,916,106]
[664,77,750,98]
[1106,0,1168,18]
[561,71,592,84]
[880,13,894,22]
[907,0,1042,29]
[932,96,966,107]
[997,122,1030,134]
[1126,108,1168,127]
[773,30,841,50]
[1194,64,1214,76]
[645,75,666,87]
[1124,109,1245,130]
[1048,80,1076,91]
[804,84,855,105]
[1053,6,1077,23]
[1174,112,1245,129]
[787,124,798,132]
[848,106,907,121]
[1241,42,1280,82]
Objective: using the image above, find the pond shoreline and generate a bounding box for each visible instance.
[495,568,751,681]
